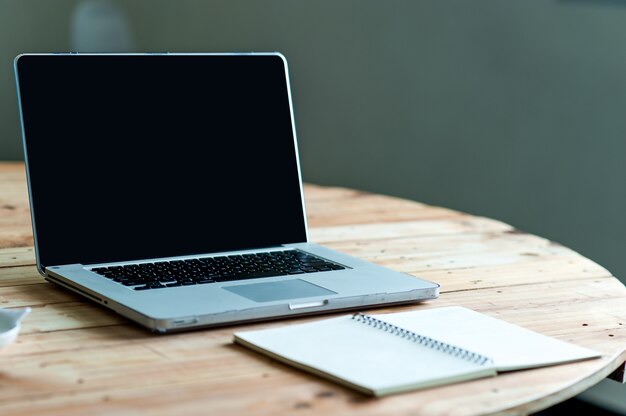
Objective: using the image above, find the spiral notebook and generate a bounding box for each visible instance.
[234,307,600,396]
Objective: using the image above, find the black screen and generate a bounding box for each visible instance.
[16,54,307,267]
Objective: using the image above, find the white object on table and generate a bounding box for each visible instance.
[0,307,30,350]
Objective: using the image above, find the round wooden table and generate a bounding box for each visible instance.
[0,162,625,415]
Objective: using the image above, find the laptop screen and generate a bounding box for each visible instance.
[16,54,308,267]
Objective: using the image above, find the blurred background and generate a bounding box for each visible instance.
[2,0,626,413]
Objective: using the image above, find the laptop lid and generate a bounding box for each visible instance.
[15,53,308,272]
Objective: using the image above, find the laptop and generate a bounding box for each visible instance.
[14,53,439,332]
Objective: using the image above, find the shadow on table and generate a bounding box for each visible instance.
[534,398,623,416]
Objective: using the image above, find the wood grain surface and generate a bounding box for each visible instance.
[0,162,625,416]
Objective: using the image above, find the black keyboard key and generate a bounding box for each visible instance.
[150,284,166,289]
[242,271,284,278]
[216,273,237,281]
[216,271,281,282]
[200,274,220,280]
[300,262,326,267]
[134,286,151,291]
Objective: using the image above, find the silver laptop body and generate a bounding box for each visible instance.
[15,52,439,332]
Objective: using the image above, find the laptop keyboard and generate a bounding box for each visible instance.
[90,250,346,291]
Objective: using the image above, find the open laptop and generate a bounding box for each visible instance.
[14,53,439,332]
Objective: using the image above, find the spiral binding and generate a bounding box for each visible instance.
[351,313,493,366]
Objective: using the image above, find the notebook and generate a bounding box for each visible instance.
[233,306,601,396]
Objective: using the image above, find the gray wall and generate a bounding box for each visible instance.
[2,0,626,412]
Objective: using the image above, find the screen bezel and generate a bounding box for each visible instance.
[14,52,310,273]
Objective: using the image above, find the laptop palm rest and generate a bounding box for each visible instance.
[223,279,336,303]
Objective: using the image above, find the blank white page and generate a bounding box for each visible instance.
[374,307,600,371]
[235,315,495,396]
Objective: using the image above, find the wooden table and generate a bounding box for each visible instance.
[1,161,625,416]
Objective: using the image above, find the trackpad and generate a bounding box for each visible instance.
[223,279,336,303]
